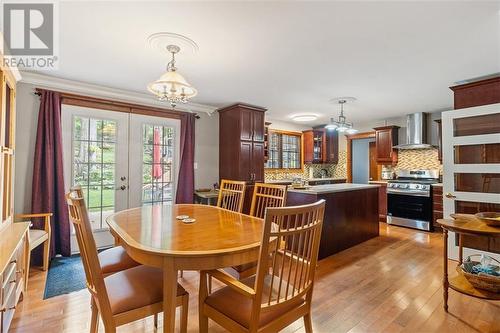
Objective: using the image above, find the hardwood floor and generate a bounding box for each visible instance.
[11,223,500,333]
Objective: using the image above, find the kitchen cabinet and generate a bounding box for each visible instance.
[373,126,399,165]
[218,103,267,183]
[435,119,442,163]
[432,185,443,231]
[450,77,500,109]
[303,128,338,164]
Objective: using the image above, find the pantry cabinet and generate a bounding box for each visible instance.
[218,103,267,183]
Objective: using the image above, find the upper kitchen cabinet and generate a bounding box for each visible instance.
[218,103,267,183]
[450,77,500,109]
[303,128,338,164]
[373,125,399,165]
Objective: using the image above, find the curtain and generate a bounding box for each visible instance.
[175,113,195,203]
[31,89,71,264]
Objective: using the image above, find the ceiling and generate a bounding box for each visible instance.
[28,1,499,125]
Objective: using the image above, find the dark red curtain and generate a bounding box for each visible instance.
[175,113,195,203]
[31,89,71,264]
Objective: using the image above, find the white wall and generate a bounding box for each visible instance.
[13,82,219,214]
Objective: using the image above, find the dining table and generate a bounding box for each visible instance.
[106,203,266,333]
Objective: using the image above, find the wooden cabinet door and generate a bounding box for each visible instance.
[239,109,253,141]
[303,130,314,164]
[252,142,265,182]
[252,111,265,142]
[375,129,392,163]
[378,183,387,221]
[239,141,253,181]
[374,126,398,164]
[324,130,338,164]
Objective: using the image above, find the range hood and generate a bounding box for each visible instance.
[393,112,433,149]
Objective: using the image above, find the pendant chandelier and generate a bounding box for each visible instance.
[325,99,358,134]
[147,44,197,108]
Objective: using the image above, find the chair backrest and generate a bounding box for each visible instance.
[217,179,246,213]
[66,188,113,319]
[251,200,325,319]
[249,183,287,219]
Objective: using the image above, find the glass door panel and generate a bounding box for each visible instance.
[128,113,180,209]
[453,113,500,136]
[72,116,118,230]
[141,124,174,205]
[454,143,500,163]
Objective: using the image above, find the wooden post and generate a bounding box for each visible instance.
[443,229,449,312]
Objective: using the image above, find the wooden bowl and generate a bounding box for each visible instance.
[475,212,500,227]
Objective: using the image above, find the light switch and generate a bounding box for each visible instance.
[194,162,198,170]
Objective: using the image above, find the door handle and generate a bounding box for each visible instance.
[445,192,456,199]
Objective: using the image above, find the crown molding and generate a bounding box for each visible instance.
[19,71,217,114]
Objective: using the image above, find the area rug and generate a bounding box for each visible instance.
[43,255,87,299]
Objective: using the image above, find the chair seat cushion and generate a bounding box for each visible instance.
[205,274,304,329]
[98,246,139,275]
[29,229,48,248]
[105,265,187,315]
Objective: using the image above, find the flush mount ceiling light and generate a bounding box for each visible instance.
[325,97,358,134]
[291,114,318,122]
[147,33,198,108]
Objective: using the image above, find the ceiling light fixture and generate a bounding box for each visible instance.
[147,44,197,108]
[291,114,318,122]
[325,98,358,134]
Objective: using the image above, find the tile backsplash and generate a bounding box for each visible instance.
[264,151,347,181]
[393,148,442,173]
[263,148,441,182]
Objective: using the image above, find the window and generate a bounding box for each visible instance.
[265,130,302,169]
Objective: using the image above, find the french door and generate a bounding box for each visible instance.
[442,103,500,260]
[62,105,180,251]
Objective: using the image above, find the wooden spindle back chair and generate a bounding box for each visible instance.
[217,179,247,213]
[227,183,288,279]
[66,190,115,330]
[249,183,287,219]
[200,199,326,333]
[66,189,189,333]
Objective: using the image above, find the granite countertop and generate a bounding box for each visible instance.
[288,183,378,194]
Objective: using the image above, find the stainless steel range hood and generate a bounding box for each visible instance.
[393,113,433,149]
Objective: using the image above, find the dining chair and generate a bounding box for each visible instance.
[217,179,247,213]
[227,183,288,279]
[66,189,189,333]
[70,186,140,277]
[15,212,52,291]
[199,199,325,333]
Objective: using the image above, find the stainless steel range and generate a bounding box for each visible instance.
[386,169,440,231]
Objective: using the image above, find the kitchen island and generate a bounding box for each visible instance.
[287,183,379,259]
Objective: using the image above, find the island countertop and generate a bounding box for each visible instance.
[288,183,379,194]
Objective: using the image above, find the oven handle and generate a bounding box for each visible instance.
[387,189,430,197]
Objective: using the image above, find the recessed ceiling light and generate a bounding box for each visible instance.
[291,114,318,122]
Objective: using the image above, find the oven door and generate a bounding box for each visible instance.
[387,193,433,230]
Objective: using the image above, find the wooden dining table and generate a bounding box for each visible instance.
[106,203,265,333]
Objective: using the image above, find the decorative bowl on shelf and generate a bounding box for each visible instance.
[475,212,500,227]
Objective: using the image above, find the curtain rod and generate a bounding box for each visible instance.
[33,88,200,119]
